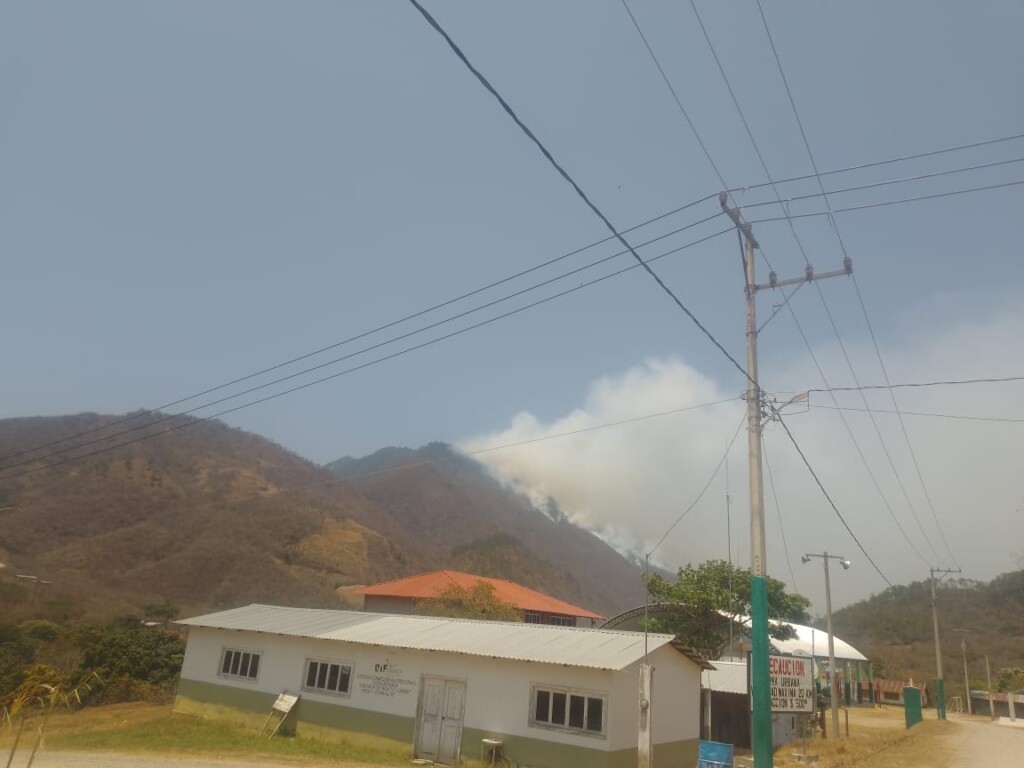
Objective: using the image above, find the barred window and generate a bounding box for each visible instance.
[304,659,352,695]
[531,685,605,736]
[219,648,260,680]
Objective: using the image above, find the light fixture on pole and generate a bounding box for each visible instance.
[802,552,851,739]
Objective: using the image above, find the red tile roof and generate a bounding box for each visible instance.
[354,570,604,620]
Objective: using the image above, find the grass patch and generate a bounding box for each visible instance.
[1,703,411,766]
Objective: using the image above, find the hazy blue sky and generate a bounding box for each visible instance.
[2,1,1022,608]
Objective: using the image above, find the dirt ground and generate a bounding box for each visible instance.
[774,707,1024,768]
[17,754,380,768]
[10,707,1024,767]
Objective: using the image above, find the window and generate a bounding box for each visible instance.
[219,648,260,680]
[523,611,543,624]
[304,659,352,695]
[548,614,575,627]
[531,685,606,736]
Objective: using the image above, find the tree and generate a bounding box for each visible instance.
[415,581,521,622]
[644,559,811,659]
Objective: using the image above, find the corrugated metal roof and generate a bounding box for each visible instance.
[353,570,604,620]
[178,604,704,671]
[705,660,748,695]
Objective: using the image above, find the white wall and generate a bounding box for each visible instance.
[604,644,702,752]
[180,628,701,752]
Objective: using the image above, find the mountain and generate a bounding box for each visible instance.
[832,571,1024,698]
[324,442,649,615]
[0,414,646,624]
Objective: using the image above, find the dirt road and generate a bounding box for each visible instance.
[939,717,1024,768]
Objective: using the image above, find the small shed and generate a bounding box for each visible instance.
[702,660,801,749]
[175,604,709,768]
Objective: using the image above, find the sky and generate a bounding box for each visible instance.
[2,1,1022,611]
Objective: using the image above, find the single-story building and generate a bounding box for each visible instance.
[175,604,710,767]
[353,570,604,627]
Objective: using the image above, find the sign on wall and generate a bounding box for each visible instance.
[356,662,417,698]
[767,655,815,713]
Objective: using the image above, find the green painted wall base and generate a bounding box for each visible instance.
[175,678,412,751]
[176,678,698,768]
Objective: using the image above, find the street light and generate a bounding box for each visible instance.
[802,552,851,739]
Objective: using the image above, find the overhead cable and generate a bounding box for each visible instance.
[773,411,893,586]
[750,179,1024,223]
[727,131,1024,193]
[406,0,752,384]
[0,227,735,479]
[808,404,1024,424]
[648,414,746,557]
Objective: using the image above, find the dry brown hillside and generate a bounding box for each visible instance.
[0,414,645,623]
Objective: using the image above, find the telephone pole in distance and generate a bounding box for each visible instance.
[931,567,962,719]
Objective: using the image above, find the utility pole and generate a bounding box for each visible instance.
[954,628,972,715]
[930,567,961,719]
[802,553,851,740]
[720,193,852,768]
[986,656,995,720]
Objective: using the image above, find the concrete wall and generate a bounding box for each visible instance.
[176,627,700,767]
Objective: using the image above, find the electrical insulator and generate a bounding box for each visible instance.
[769,271,778,287]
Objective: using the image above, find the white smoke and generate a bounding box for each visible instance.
[458,300,1024,611]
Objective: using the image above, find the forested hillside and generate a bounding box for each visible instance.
[833,570,1024,700]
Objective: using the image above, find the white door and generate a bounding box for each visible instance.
[416,676,466,765]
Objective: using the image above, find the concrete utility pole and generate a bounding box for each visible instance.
[986,656,996,720]
[954,628,972,714]
[802,553,851,740]
[930,567,961,719]
[720,193,852,768]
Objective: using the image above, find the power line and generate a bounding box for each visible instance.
[773,411,893,586]
[808,403,1024,424]
[738,157,1024,210]
[750,179,1024,223]
[618,0,896,581]
[809,375,1024,393]
[648,414,746,557]
[406,0,752,382]
[0,211,728,473]
[0,191,719,466]
[762,436,798,593]
[0,227,735,479]
[850,277,960,568]
[617,0,728,188]
[754,0,960,568]
[412,0,889,588]
[779,297,931,567]
[10,135,1017,466]
[733,0,944,567]
[727,131,1024,194]
[688,0,933,566]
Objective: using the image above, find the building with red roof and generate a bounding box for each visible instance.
[353,570,604,627]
